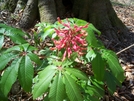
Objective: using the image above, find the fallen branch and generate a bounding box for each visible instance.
[116,43,134,55]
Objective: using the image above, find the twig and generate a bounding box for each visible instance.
[116,43,134,55]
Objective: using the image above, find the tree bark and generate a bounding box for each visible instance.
[14,0,28,14]
[1,0,18,12]
[38,0,57,23]
[18,0,38,29]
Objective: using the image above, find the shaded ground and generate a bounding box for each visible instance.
[0,1,134,101]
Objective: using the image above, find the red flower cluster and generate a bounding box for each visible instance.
[51,18,88,61]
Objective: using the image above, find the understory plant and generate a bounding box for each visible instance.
[0,18,125,101]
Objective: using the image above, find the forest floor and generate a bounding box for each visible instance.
[0,1,134,101]
[103,2,134,101]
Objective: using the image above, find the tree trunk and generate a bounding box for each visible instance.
[18,0,38,29]
[71,0,129,42]
[0,0,129,42]
[38,0,57,23]
[14,0,28,14]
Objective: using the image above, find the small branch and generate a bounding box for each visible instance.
[116,43,134,55]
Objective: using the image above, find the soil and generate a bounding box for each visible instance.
[0,1,134,101]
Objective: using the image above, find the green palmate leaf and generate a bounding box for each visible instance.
[71,18,87,26]
[18,55,34,92]
[105,71,121,94]
[64,72,83,101]
[49,71,65,101]
[88,24,101,35]
[0,23,10,29]
[86,47,96,62]
[90,77,104,97]
[41,26,54,41]
[91,53,105,81]
[4,45,21,53]
[85,27,99,47]
[87,94,100,101]
[102,50,125,82]
[6,30,27,44]
[0,35,4,49]
[0,28,6,34]
[32,65,57,99]
[0,53,17,70]
[0,58,21,96]
[86,86,101,100]
[65,67,88,80]
[27,53,42,65]
[0,23,28,36]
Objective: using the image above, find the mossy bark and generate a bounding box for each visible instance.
[38,0,57,23]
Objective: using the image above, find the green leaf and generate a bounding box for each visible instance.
[0,35,4,50]
[18,55,34,92]
[0,58,21,96]
[41,26,54,41]
[91,53,105,81]
[86,47,96,62]
[105,71,121,94]
[65,68,88,80]
[88,24,101,35]
[6,30,27,44]
[85,28,99,47]
[0,53,17,70]
[102,50,125,82]
[90,77,104,97]
[0,89,8,101]
[32,65,57,99]
[49,71,65,101]
[27,53,42,65]
[64,72,83,101]
[4,45,21,53]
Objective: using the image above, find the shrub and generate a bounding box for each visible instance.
[0,18,125,101]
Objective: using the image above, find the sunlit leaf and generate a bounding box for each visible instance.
[86,47,96,62]
[18,55,34,92]
[65,67,88,80]
[0,58,21,96]
[49,71,65,101]
[0,53,17,70]
[32,65,57,99]
[102,50,125,82]
[64,72,83,101]
[28,53,42,65]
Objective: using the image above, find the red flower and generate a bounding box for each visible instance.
[51,18,88,61]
